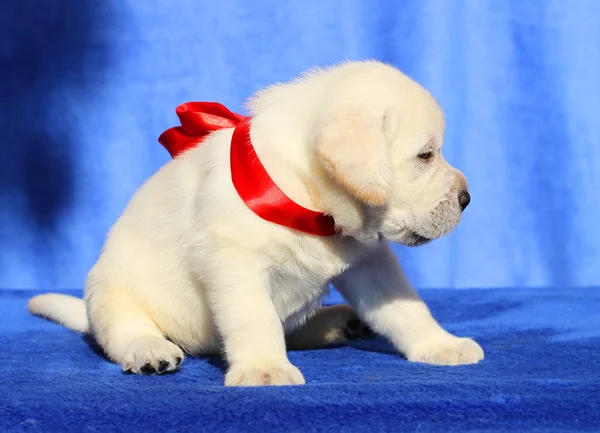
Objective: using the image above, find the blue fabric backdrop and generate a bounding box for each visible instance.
[1,0,599,290]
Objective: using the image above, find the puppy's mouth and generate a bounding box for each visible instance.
[378,230,432,246]
[405,231,432,247]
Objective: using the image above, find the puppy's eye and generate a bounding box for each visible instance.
[418,151,433,161]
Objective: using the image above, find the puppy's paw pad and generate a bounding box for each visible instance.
[121,337,185,375]
[407,335,484,366]
[225,363,305,387]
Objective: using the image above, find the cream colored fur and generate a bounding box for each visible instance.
[28,61,483,386]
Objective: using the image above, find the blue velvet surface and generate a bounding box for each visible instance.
[2,0,600,290]
[2,288,599,432]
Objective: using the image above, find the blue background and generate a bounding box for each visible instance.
[1,0,599,291]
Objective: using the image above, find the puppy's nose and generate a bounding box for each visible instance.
[458,190,471,211]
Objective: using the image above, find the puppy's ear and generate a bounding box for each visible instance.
[314,112,392,207]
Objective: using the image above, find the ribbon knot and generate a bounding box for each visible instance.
[159,102,245,158]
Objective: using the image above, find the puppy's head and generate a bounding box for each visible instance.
[313,62,469,246]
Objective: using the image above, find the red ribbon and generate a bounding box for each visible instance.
[159,102,337,237]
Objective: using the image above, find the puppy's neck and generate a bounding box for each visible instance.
[248,111,380,245]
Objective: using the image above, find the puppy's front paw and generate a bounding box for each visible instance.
[406,334,484,366]
[122,337,185,375]
[225,362,305,387]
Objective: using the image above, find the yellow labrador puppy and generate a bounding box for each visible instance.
[28,61,483,386]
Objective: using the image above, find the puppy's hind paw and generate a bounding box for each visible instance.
[121,337,185,375]
[344,318,376,341]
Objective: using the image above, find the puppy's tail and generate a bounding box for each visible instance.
[27,293,90,333]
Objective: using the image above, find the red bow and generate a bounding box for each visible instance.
[159,102,337,237]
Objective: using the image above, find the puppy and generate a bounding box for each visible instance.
[28,60,483,386]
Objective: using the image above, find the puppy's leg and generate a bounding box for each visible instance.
[87,289,184,374]
[332,242,484,366]
[202,254,305,387]
[285,304,374,350]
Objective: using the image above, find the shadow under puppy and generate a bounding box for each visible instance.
[28,60,483,386]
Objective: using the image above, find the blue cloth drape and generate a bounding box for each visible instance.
[1,0,598,290]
